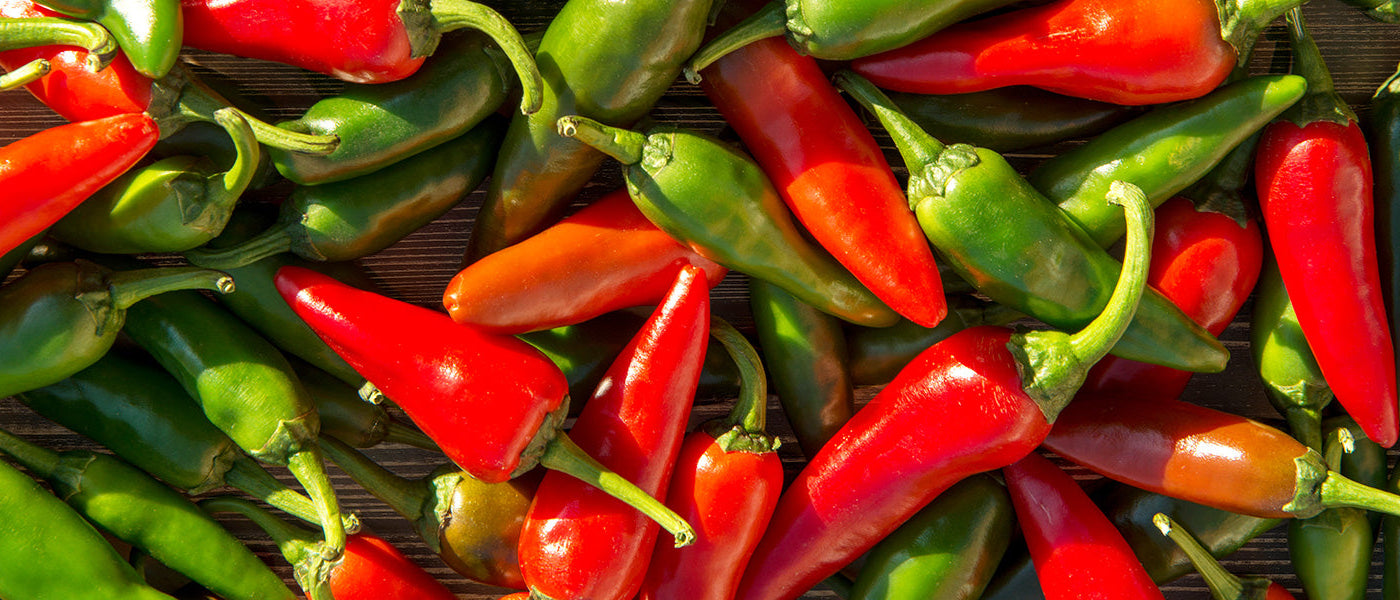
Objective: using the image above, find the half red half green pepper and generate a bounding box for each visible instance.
[32,0,180,77]
[1155,513,1296,600]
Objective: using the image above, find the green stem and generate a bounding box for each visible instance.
[1324,427,1354,473]
[833,70,947,174]
[224,457,361,533]
[1216,0,1302,67]
[0,428,63,481]
[105,266,235,309]
[0,58,49,90]
[381,423,441,451]
[1067,181,1152,362]
[555,115,646,165]
[538,432,696,547]
[712,317,767,434]
[1282,7,1356,126]
[682,1,786,83]
[1281,402,1326,453]
[184,222,296,269]
[285,447,347,561]
[198,496,335,600]
[316,436,437,550]
[1320,471,1400,516]
[204,108,260,209]
[0,17,116,70]
[1154,513,1256,600]
[430,0,543,114]
[174,67,340,155]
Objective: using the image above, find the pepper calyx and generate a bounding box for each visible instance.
[426,465,466,539]
[909,144,980,208]
[705,421,781,455]
[512,396,571,477]
[398,0,439,58]
[1216,0,1301,67]
[783,0,814,44]
[1283,448,1328,518]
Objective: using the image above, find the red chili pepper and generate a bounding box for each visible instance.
[733,181,1153,600]
[0,112,157,256]
[274,266,696,546]
[442,188,727,334]
[849,0,1297,105]
[697,25,946,327]
[1004,451,1166,600]
[639,317,783,600]
[518,265,710,600]
[1254,8,1397,447]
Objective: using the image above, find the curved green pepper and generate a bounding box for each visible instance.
[1289,426,1372,600]
[557,115,898,328]
[152,119,280,189]
[1252,255,1332,451]
[187,116,506,269]
[884,87,1138,154]
[834,70,1227,372]
[845,300,1022,386]
[0,427,295,600]
[49,108,261,254]
[32,0,181,78]
[850,473,1013,600]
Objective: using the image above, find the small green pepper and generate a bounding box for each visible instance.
[887,87,1138,153]
[1252,255,1332,451]
[32,0,181,77]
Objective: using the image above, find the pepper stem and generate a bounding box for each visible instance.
[184,222,296,269]
[538,432,697,547]
[0,428,63,481]
[317,436,440,552]
[0,17,117,71]
[429,0,543,114]
[682,1,786,83]
[203,108,261,211]
[105,266,235,309]
[224,457,361,533]
[1282,7,1356,126]
[285,447,347,561]
[1319,471,1400,516]
[1183,131,1260,228]
[1279,401,1327,453]
[0,59,50,90]
[198,496,336,600]
[1154,513,1269,600]
[833,70,947,174]
[705,317,783,455]
[174,66,340,155]
[556,115,647,165]
[1216,0,1302,67]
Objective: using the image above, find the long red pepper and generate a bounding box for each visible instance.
[1004,452,1165,600]
[1254,8,1397,447]
[733,180,1154,600]
[639,317,784,600]
[0,112,157,256]
[518,265,710,600]
[696,20,946,327]
[274,266,695,545]
[442,188,727,334]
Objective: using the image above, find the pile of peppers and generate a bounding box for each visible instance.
[3,0,1400,599]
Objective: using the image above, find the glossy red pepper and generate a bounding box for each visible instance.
[0,112,157,256]
[443,189,727,334]
[1254,8,1397,447]
[518,265,709,600]
[849,0,1297,105]
[1005,452,1165,600]
[697,23,946,327]
[733,181,1153,600]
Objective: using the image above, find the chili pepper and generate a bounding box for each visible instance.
[1339,0,1398,21]
[179,0,539,103]
[1374,63,1400,389]
[0,112,158,256]
[0,427,296,600]
[696,26,946,327]
[292,360,436,450]
[318,435,539,589]
[1006,452,1166,600]
[32,0,180,77]
[186,117,505,269]
[0,14,116,71]
[47,107,259,254]
[1252,255,1332,451]
[845,301,1024,386]
[835,70,1226,372]
[0,260,231,397]
[556,115,898,328]
[0,458,175,600]
[463,0,714,262]
[274,265,695,544]
[849,0,1299,105]
[1288,426,1372,600]
[684,0,1022,71]
[519,265,710,600]
[152,118,279,189]
[0,0,338,154]
[1155,513,1296,600]
[1255,8,1397,447]
[443,187,728,335]
[732,179,1153,600]
[749,278,854,458]
[199,496,454,600]
[16,349,352,533]
[1043,393,1400,519]
[0,230,45,281]
[639,316,785,600]
[1029,74,1304,248]
[848,474,1013,600]
[519,307,742,405]
[120,283,348,561]
[884,87,1139,154]
[1386,455,1400,599]
[268,31,522,186]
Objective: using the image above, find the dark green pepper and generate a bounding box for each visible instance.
[845,300,1022,387]
[850,473,1013,600]
[151,119,278,189]
[1252,255,1332,451]
[557,114,898,328]
[1289,426,1372,600]
[1375,63,1400,401]
[0,260,232,397]
[290,359,436,450]
[834,69,1227,372]
[0,230,45,282]
[49,108,260,253]
[187,116,506,269]
[884,87,1138,154]
[32,0,181,77]
[0,427,296,600]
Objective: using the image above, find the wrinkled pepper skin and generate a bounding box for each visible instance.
[887,87,1138,154]
[444,188,728,335]
[33,0,181,77]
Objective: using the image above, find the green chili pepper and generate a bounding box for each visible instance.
[556,115,898,328]
[0,427,296,600]
[16,350,351,529]
[48,108,260,254]
[187,116,506,269]
[151,119,279,189]
[120,281,347,561]
[32,0,181,77]
[850,473,1013,600]
[1289,426,1372,600]
[886,87,1139,154]
[1338,0,1399,22]
[1028,74,1307,248]
[0,230,45,282]
[0,260,232,397]
[0,458,174,600]
[834,69,1227,372]
[1374,63,1400,403]
[291,359,436,450]
[749,278,854,458]
[1252,255,1332,451]
[845,300,1022,387]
